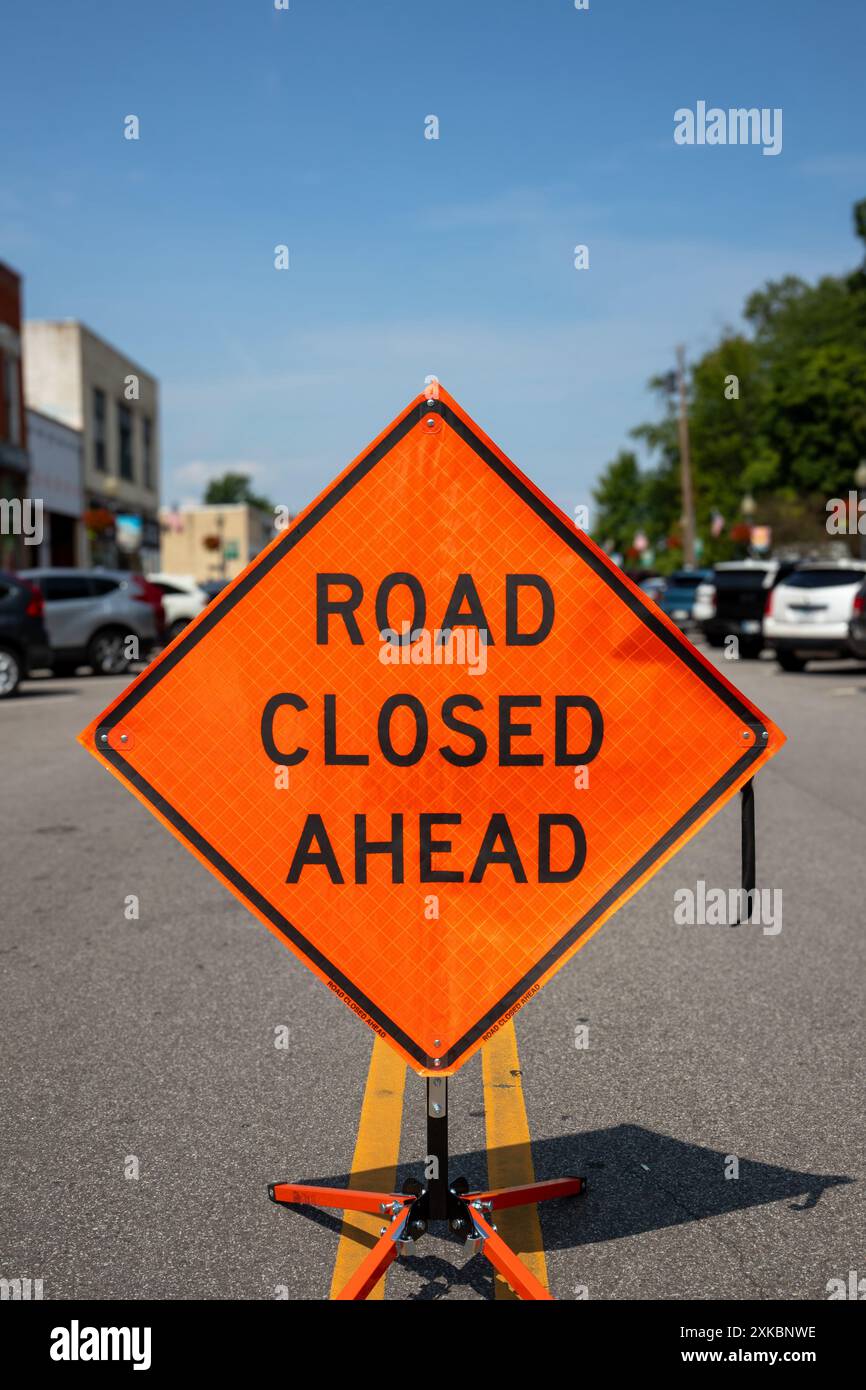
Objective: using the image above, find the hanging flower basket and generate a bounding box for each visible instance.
[82,507,115,537]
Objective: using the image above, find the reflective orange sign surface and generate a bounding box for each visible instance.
[80,388,784,1074]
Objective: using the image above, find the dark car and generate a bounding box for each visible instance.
[847,577,866,661]
[657,569,712,628]
[637,575,667,603]
[699,560,797,659]
[0,571,52,697]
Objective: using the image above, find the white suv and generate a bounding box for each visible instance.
[764,561,866,670]
[148,573,209,643]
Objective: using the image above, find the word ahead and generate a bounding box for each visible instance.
[284,811,586,886]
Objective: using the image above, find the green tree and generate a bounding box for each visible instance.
[591,451,644,556]
[744,274,866,499]
[594,198,866,559]
[204,471,273,512]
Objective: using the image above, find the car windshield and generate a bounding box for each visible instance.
[668,573,703,589]
[785,569,865,589]
[713,569,769,591]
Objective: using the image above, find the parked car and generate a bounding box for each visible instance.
[849,577,866,661]
[764,561,866,670]
[200,579,227,602]
[147,573,208,642]
[638,575,667,603]
[657,569,713,629]
[692,578,716,626]
[0,571,52,697]
[27,567,165,676]
[699,560,797,659]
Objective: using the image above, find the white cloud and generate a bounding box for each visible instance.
[172,459,265,488]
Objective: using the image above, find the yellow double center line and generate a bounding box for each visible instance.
[329,1035,407,1300]
[480,1023,549,1298]
[329,1022,548,1299]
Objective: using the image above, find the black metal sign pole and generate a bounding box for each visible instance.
[426,1077,449,1220]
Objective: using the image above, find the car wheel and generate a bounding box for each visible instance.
[739,640,763,660]
[87,628,132,675]
[0,644,22,698]
[706,634,725,649]
[777,651,807,672]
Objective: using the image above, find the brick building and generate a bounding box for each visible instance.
[0,262,30,569]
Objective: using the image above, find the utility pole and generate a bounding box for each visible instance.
[675,344,697,567]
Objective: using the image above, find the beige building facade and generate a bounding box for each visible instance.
[159,503,275,583]
[23,320,160,569]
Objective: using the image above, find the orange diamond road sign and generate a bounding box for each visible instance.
[80,387,784,1075]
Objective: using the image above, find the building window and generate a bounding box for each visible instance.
[93,388,107,471]
[118,402,133,481]
[40,574,94,601]
[142,415,153,490]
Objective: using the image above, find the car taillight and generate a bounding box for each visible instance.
[764,589,774,617]
[22,580,44,619]
[132,574,166,632]
[854,594,865,616]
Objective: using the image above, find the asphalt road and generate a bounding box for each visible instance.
[1,648,864,1301]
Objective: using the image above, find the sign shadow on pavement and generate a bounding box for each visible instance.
[272,1123,850,1270]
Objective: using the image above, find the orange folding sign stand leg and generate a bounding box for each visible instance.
[269,1079,585,1300]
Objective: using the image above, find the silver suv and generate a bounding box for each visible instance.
[27,568,164,675]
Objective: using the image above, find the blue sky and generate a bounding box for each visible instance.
[2,0,864,518]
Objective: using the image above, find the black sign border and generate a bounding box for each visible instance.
[96,397,768,1071]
